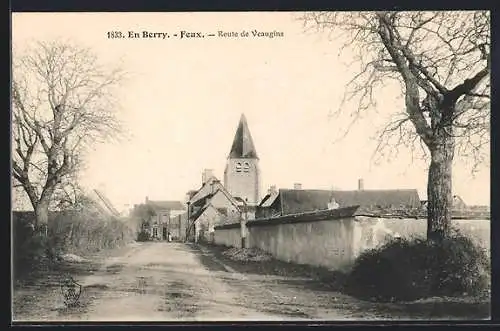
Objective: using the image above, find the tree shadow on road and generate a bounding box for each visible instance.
[194,243,346,291]
[188,243,231,273]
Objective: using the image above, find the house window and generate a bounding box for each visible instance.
[236,162,242,172]
[243,162,250,172]
[153,227,158,238]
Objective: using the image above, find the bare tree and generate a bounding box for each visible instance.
[49,176,86,211]
[300,11,490,241]
[12,40,125,231]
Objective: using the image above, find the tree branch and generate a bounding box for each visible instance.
[377,14,434,147]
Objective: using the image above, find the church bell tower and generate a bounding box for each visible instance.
[224,114,261,206]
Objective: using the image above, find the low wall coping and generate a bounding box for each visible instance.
[214,206,360,230]
[213,207,490,230]
[354,214,491,221]
[214,222,241,230]
[246,205,360,228]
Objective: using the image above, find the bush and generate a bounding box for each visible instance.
[137,231,150,242]
[343,230,490,302]
[48,211,136,255]
[14,232,48,274]
[13,210,136,280]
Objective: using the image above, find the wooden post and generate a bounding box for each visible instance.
[186,201,191,242]
[240,201,247,249]
[240,219,246,248]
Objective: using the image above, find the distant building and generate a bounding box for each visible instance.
[420,195,468,211]
[420,196,489,218]
[142,197,186,240]
[256,183,421,219]
[170,212,189,242]
[186,173,241,242]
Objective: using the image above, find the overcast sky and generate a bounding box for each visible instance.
[12,12,490,211]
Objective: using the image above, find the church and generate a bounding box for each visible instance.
[185,113,261,242]
[223,113,261,208]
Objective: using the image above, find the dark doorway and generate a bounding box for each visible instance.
[162,227,167,240]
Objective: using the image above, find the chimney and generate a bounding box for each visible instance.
[294,183,302,190]
[202,169,214,184]
[358,178,364,191]
[267,185,277,195]
[145,196,149,203]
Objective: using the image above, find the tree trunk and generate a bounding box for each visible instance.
[427,131,455,242]
[35,199,50,236]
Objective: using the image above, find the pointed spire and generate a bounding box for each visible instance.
[228,113,258,159]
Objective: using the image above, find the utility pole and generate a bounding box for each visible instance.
[186,201,191,242]
[240,199,248,249]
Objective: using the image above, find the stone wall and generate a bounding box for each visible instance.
[213,224,242,248]
[213,207,491,271]
[248,216,357,271]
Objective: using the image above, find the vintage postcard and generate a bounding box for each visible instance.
[11,11,490,322]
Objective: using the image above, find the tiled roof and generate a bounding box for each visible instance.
[191,194,214,207]
[259,191,279,207]
[147,200,185,211]
[216,186,240,207]
[191,203,227,221]
[189,177,221,204]
[279,189,421,215]
[186,190,198,199]
[191,186,240,210]
[233,197,248,206]
[191,204,209,221]
[228,113,258,159]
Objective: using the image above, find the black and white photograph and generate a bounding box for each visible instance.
[11,11,491,322]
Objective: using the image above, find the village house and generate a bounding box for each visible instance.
[141,197,185,240]
[256,180,422,219]
[185,170,242,242]
[168,212,188,241]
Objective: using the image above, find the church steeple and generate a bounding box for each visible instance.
[224,113,261,207]
[228,114,258,159]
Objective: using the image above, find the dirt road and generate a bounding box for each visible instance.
[11,243,315,321]
[13,242,489,322]
[78,242,297,321]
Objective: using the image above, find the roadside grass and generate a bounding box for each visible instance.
[196,243,346,290]
[12,259,101,321]
[196,242,490,320]
[12,243,138,321]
